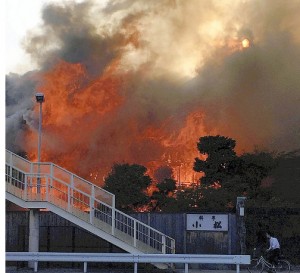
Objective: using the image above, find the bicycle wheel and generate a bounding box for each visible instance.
[247,259,264,273]
[276,260,290,273]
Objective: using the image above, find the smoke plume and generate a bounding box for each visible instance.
[6,0,300,184]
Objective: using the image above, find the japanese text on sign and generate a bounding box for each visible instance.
[186,214,228,231]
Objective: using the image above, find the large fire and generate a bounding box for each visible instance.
[24,58,208,186]
[21,4,252,187]
[7,0,300,189]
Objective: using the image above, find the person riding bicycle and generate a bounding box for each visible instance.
[266,231,280,266]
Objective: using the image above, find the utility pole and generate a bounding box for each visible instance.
[236,197,246,254]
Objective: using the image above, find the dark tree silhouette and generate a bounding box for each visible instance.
[103,163,151,211]
[150,178,177,212]
[192,135,278,211]
[193,135,237,187]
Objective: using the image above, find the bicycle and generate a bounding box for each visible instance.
[247,253,291,273]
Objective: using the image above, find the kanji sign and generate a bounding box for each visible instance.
[186,214,228,231]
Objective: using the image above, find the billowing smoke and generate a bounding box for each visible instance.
[6,0,300,184]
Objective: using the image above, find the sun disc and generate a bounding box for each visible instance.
[242,38,250,48]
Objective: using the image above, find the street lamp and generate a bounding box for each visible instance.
[35,92,44,194]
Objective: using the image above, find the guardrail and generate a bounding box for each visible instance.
[6,252,251,273]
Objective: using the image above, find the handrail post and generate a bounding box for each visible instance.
[45,177,49,202]
[171,238,176,254]
[67,186,71,212]
[30,162,33,196]
[147,213,151,246]
[70,174,74,208]
[9,151,13,184]
[90,185,95,224]
[111,196,115,236]
[162,235,166,254]
[134,220,137,247]
[50,164,54,193]
[236,264,240,273]
[134,262,138,273]
[24,174,28,200]
[184,263,188,273]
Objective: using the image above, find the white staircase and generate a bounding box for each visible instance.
[5,149,175,256]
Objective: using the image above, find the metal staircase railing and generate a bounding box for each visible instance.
[5,149,175,255]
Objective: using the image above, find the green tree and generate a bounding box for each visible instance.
[196,186,236,212]
[268,150,300,207]
[151,178,177,212]
[238,150,278,203]
[193,135,278,210]
[193,135,237,187]
[158,185,202,212]
[103,163,151,211]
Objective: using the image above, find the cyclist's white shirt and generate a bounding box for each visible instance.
[269,237,280,249]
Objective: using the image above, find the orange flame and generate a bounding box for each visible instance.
[24,41,250,188]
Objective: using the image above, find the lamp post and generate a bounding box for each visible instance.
[35,92,44,194]
[28,93,44,268]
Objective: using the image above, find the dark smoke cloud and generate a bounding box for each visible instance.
[188,31,300,151]
[24,1,119,77]
[6,0,300,180]
[6,71,41,152]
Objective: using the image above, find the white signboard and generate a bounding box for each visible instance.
[186,214,228,231]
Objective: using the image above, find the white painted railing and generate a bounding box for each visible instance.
[6,252,251,273]
[5,150,175,254]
